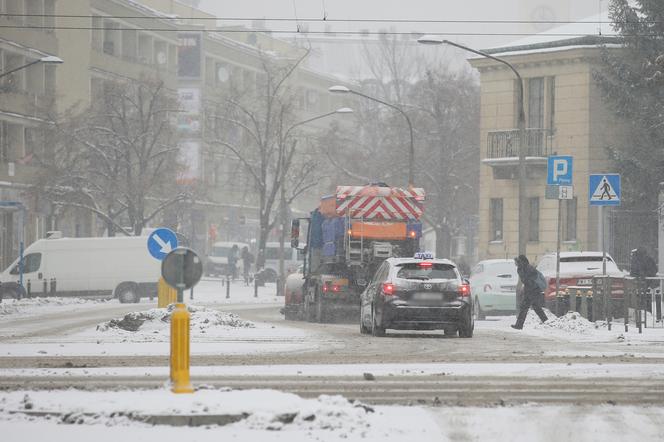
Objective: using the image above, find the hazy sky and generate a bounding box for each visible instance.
[199,0,606,47]
[197,0,608,79]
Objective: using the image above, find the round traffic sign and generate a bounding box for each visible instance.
[161,248,203,290]
[147,228,178,261]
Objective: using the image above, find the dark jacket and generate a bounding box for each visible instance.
[515,255,541,298]
[630,249,657,278]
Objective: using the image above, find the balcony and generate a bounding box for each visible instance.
[483,128,554,178]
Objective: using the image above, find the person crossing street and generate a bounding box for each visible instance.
[511,254,548,330]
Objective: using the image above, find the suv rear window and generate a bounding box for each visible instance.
[396,263,457,280]
[560,256,614,263]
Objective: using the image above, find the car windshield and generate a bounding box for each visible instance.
[559,258,620,272]
[396,263,457,280]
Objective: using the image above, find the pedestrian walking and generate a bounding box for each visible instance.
[241,246,254,286]
[227,244,239,280]
[511,254,548,330]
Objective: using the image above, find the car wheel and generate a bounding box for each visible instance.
[0,284,25,301]
[458,307,474,338]
[262,268,278,283]
[360,306,371,335]
[371,305,386,337]
[474,297,486,320]
[117,284,139,304]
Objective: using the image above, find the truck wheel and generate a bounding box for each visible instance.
[304,295,315,322]
[315,296,329,323]
[371,305,386,337]
[284,305,299,321]
[117,284,140,304]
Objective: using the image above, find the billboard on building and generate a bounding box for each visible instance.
[177,87,201,135]
[178,33,202,79]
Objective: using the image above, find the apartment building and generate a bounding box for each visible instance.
[470,33,626,263]
[0,0,60,269]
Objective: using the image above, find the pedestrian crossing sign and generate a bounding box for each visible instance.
[589,174,621,206]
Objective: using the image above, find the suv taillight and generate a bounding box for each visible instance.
[458,283,470,297]
[382,282,395,296]
[322,284,342,293]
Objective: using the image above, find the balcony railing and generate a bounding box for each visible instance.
[487,128,554,159]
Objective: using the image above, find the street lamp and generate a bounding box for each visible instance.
[0,55,63,79]
[329,85,415,188]
[418,35,528,257]
[274,107,354,297]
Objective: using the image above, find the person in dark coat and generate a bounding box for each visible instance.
[227,244,239,280]
[512,254,548,329]
[630,248,657,278]
[241,246,254,286]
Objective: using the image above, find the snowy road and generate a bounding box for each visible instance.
[2,291,664,406]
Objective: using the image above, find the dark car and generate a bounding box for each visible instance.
[359,255,474,337]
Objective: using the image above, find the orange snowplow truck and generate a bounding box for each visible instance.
[288,183,425,323]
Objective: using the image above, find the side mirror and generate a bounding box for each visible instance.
[290,219,300,249]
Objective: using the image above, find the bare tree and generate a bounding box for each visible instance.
[37,78,188,236]
[206,49,320,271]
[318,35,480,259]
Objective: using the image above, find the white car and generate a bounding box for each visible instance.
[469,259,518,319]
[535,251,625,309]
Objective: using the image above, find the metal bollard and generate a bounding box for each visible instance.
[587,290,594,322]
[556,290,565,317]
[254,272,258,298]
[575,289,582,313]
[27,279,31,298]
[170,303,193,394]
[50,278,56,296]
[567,288,574,313]
[604,277,612,331]
[43,278,48,296]
[226,274,230,299]
[190,287,194,301]
[656,290,662,322]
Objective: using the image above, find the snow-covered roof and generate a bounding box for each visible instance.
[479,10,621,58]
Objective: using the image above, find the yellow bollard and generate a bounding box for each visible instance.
[158,277,177,308]
[170,303,194,393]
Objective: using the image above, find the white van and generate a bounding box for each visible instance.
[206,241,250,277]
[0,234,160,303]
[263,241,303,283]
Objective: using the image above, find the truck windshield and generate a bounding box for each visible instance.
[396,263,457,280]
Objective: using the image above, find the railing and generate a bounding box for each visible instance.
[486,128,554,159]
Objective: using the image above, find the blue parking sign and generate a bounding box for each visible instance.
[547,156,573,185]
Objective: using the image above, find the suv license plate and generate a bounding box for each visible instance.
[413,292,444,302]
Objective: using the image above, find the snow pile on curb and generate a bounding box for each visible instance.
[96,304,254,334]
[523,308,593,334]
[0,389,395,437]
[0,297,106,316]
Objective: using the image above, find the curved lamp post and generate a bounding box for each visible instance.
[0,55,63,79]
[274,107,354,297]
[329,85,415,188]
[418,35,528,257]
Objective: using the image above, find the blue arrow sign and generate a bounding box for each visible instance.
[547,156,573,185]
[147,228,178,261]
[589,174,621,206]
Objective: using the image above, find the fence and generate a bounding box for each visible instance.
[551,276,663,333]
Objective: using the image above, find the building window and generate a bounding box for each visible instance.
[527,77,544,129]
[562,197,577,241]
[528,197,539,242]
[547,76,555,131]
[490,198,503,241]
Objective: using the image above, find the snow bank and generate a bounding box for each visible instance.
[0,388,437,441]
[96,305,255,335]
[533,310,594,334]
[0,297,106,316]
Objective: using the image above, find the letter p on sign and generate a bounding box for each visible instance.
[547,156,573,186]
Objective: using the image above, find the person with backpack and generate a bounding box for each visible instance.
[512,254,548,330]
